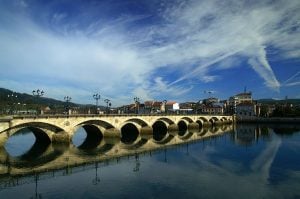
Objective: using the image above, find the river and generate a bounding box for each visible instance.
[0,124,299,199]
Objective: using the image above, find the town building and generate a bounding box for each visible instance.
[228,91,260,117]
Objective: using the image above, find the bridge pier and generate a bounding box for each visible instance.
[188,122,200,132]
[0,133,8,147]
[103,128,120,138]
[140,126,153,139]
[214,121,223,126]
[52,132,71,144]
[202,122,211,128]
[168,124,179,132]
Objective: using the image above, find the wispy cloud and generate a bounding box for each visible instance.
[144,0,300,91]
[0,0,299,104]
[282,71,300,87]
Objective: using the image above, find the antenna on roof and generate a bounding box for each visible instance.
[244,86,247,93]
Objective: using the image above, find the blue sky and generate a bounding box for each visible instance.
[0,0,299,105]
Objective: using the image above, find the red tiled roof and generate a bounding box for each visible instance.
[166,101,176,105]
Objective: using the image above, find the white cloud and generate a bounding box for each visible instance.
[0,0,300,104]
[247,46,280,91]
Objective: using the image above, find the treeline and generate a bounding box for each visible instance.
[271,106,300,117]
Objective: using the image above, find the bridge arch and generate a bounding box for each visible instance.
[196,120,204,129]
[198,117,209,123]
[1,120,66,134]
[123,118,149,127]
[27,127,52,144]
[1,122,62,146]
[152,120,168,141]
[4,122,64,135]
[74,120,115,132]
[179,117,199,132]
[151,117,175,126]
[153,117,178,133]
[120,123,140,144]
[197,117,211,128]
[177,120,188,132]
[209,117,219,125]
[221,117,227,122]
[180,117,194,123]
[119,118,152,142]
[72,124,103,149]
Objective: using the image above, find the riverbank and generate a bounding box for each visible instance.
[237,117,300,123]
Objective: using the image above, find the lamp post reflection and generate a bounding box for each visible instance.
[133,153,140,172]
[92,162,100,185]
[164,148,167,162]
[32,173,42,199]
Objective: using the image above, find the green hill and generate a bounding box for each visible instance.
[258,98,300,105]
[0,88,104,114]
[0,87,77,106]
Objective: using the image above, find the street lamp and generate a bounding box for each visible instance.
[7,93,17,114]
[163,99,167,114]
[134,97,140,114]
[32,89,44,97]
[93,94,101,114]
[64,96,72,114]
[32,89,44,115]
[104,99,111,114]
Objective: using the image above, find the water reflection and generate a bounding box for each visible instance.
[1,124,300,199]
[1,124,232,175]
[5,128,39,157]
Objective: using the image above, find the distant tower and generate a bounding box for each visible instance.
[244,86,247,93]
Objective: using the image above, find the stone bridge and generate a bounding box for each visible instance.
[0,114,233,146]
[0,124,233,177]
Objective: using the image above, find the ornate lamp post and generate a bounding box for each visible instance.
[104,99,111,114]
[163,99,167,114]
[93,94,101,114]
[7,93,17,114]
[32,89,44,115]
[134,97,140,114]
[64,96,72,115]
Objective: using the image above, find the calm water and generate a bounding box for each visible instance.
[1,124,300,199]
